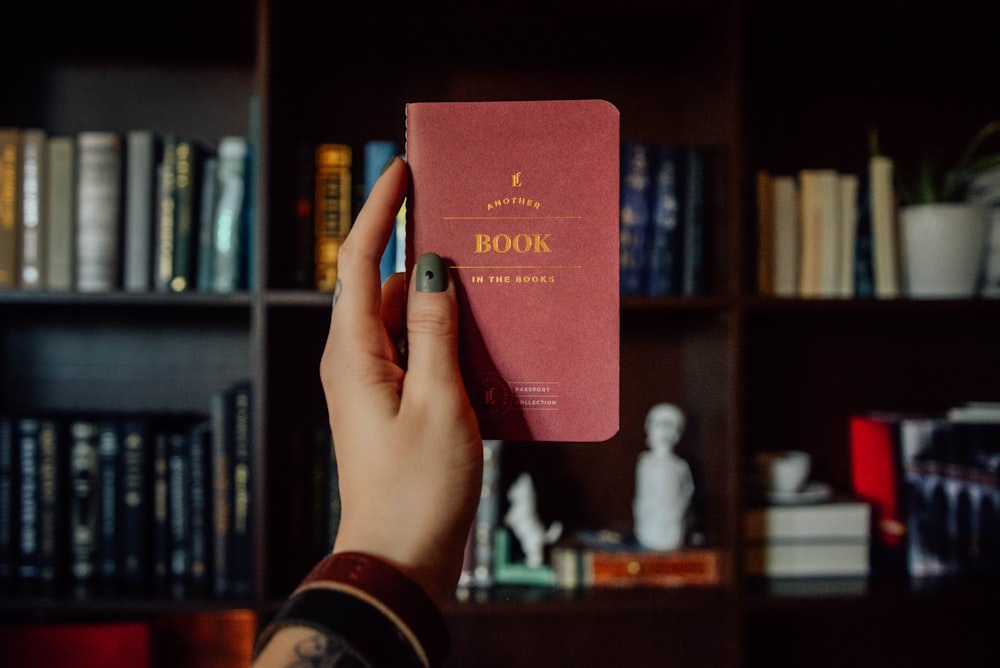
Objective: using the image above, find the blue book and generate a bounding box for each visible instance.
[620,141,653,296]
[647,145,683,297]
[681,148,707,296]
[364,140,400,284]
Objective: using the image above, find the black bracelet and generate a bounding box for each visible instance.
[252,587,425,666]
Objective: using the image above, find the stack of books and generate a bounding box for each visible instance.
[743,496,872,578]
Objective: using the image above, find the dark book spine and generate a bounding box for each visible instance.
[210,391,230,598]
[187,420,211,597]
[619,141,652,297]
[37,418,63,594]
[228,382,253,599]
[69,419,100,597]
[170,139,203,292]
[0,416,14,592]
[195,155,219,292]
[154,136,178,293]
[97,419,120,593]
[647,144,683,297]
[119,418,149,594]
[681,148,707,296]
[167,429,189,598]
[152,430,170,595]
[17,418,41,593]
[326,429,341,552]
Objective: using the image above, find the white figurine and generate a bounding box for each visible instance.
[504,472,563,568]
[633,403,695,551]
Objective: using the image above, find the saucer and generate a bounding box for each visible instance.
[767,481,833,505]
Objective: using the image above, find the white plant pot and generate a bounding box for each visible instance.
[900,203,987,298]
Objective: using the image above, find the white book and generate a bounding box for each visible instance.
[75,131,123,292]
[745,540,870,577]
[798,169,841,297]
[772,174,799,297]
[744,499,871,542]
[45,136,75,290]
[838,173,859,297]
[19,128,47,290]
[870,155,900,298]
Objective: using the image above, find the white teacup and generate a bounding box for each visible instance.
[754,450,811,494]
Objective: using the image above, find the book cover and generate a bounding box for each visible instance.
[69,418,101,596]
[551,532,721,589]
[314,143,352,292]
[744,540,870,577]
[18,128,47,290]
[0,127,21,288]
[196,155,219,292]
[210,136,249,292]
[211,380,253,599]
[75,132,122,291]
[124,130,160,292]
[0,416,13,591]
[647,144,683,297]
[45,136,76,290]
[170,138,204,292]
[97,418,121,592]
[0,621,152,668]
[152,429,170,595]
[187,419,212,597]
[837,173,859,297]
[743,498,871,542]
[619,140,653,297]
[798,168,841,298]
[36,417,63,594]
[364,139,401,284]
[167,428,190,597]
[76,131,123,292]
[154,135,178,292]
[405,99,620,443]
[869,154,900,298]
[772,174,799,297]
[681,147,708,296]
[16,417,41,593]
[119,416,150,595]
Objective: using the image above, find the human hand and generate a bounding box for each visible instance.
[319,156,483,607]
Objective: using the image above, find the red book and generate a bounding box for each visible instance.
[0,622,151,667]
[405,99,620,442]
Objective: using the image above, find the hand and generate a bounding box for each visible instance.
[319,156,483,607]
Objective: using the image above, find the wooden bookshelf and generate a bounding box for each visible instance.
[1,0,999,665]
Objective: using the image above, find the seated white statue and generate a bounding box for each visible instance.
[633,402,695,550]
[504,472,562,568]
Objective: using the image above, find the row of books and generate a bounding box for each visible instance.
[0,380,253,601]
[755,155,896,299]
[850,402,1000,579]
[0,127,253,294]
[290,139,405,292]
[619,141,709,298]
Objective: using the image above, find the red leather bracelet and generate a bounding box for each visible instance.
[295,551,450,667]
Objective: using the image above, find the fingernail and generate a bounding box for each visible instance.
[415,253,447,292]
[380,155,398,176]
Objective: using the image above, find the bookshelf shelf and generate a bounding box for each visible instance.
[2,0,999,665]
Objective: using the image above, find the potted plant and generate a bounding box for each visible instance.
[894,120,1000,298]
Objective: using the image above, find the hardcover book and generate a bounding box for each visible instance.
[619,140,652,297]
[405,99,620,443]
[18,128,47,290]
[75,131,123,292]
[0,127,20,288]
[124,130,159,292]
[314,143,352,292]
[46,136,76,290]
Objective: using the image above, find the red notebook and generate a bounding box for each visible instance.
[405,99,620,442]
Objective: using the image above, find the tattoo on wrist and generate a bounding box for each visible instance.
[283,631,364,668]
[332,279,342,308]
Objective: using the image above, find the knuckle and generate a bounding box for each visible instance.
[407,305,453,338]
